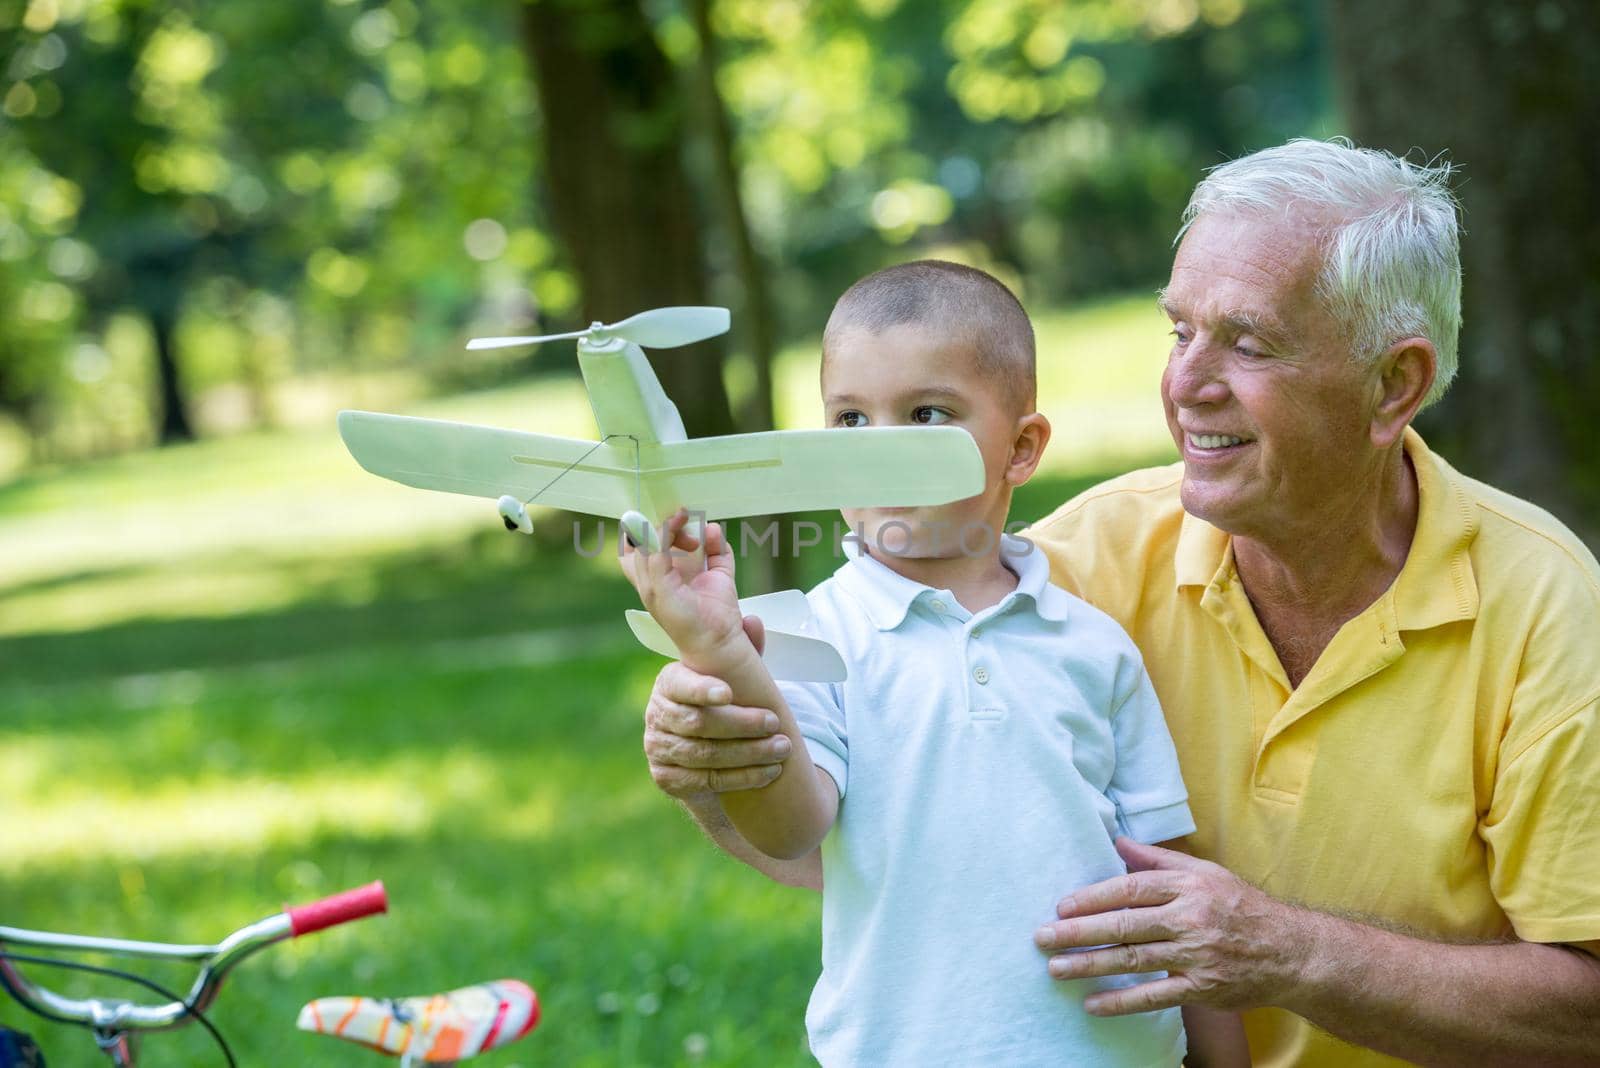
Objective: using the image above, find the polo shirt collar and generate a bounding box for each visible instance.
[1391,427,1480,630]
[1010,533,1074,622]
[1170,426,1480,630]
[1175,509,1231,589]
[837,533,1069,630]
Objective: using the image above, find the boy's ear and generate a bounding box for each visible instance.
[1004,412,1051,486]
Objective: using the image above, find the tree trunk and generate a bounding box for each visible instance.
[124,229,200,447]
[150,305,195,444]
[519,0,735,439]
[685,0,799,592]
[687,0,776,435]
[1327,0,1600,544]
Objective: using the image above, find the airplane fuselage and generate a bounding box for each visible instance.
[576,337,688,445]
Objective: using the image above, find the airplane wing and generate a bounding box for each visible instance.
[338,411,638,517]
[635,425,985,520]
[625,593,847,682]
[731,589,812,632]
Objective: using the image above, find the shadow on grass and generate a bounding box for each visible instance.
[0,520,640,687]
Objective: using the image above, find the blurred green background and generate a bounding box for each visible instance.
[1,0,1595,1064]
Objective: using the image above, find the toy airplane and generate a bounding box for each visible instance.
[337,306,985,680]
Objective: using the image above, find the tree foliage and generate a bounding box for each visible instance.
[2,0,1330,460]
[2,0,549,453]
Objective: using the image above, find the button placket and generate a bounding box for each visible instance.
[963,609,1001,722]
[966,610,991,687]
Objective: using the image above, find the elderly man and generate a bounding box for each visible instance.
[639,139,1600,1066]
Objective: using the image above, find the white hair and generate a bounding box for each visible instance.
[1179,137,1462,408]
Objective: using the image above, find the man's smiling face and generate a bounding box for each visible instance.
[1160,211,1382,540]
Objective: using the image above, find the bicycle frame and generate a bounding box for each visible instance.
[0,881,386,1066]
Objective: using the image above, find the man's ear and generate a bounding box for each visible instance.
[1005,412,1052,486]
[1371,338,1436,449]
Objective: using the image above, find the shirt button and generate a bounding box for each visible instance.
[973,666,990,684]
[930,599,947,613]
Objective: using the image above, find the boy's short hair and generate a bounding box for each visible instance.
[822,260,1037,412]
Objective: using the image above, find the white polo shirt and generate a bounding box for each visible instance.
[780,535,1194,1067]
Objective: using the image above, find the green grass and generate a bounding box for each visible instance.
[2,644,822,1067]
[0,293,1175,1066]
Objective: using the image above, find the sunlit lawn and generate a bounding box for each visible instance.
[3,639,824,1067]
[0,294,1175,1065]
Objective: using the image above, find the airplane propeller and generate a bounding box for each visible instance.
[466,306,730,352]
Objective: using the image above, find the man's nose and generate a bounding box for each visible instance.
[1165,338,1230,407]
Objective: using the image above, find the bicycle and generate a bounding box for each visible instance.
[0,882,540,1067]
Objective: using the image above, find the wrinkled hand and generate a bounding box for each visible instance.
[621,509,744,661]
[642,644,793,799]
[1034,837,1308,1016]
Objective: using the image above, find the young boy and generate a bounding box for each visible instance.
[624,261,1247,1066]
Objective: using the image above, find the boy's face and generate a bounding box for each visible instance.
[822,321,1033,560]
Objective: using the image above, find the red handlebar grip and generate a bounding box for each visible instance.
[287,881,388,937]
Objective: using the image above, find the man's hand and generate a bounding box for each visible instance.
[1034,837,1307,1016]
[644,651,789,799]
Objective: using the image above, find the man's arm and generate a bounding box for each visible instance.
[1035,838,1600,1066]
[640,635,822,888]
[674,639,839,859]
[675,791,823,891]
[1282,911,1600,1065]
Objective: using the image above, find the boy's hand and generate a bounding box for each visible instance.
[621,509,747,664]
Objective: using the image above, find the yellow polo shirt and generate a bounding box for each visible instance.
[1026,429,1600,1068]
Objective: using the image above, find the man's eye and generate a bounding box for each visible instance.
[836,410,868,428]
[912,407,952,425]
[1169,326,1192,345]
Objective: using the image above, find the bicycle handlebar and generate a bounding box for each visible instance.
[0,881,388,1038]
[287,881,388,937]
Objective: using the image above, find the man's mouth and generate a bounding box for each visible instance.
[1187,433,1250,449]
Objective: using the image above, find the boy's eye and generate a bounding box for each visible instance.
[836,410,868,428]
[912,406,952,425]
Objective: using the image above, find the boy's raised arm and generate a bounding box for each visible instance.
[624,510,838,860]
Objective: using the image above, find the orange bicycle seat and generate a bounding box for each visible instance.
[297,978,539,1062]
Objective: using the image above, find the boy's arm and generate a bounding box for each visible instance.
[624,510,839,860]
[1180,1004,1251,1067]
[1105,652,1195,844]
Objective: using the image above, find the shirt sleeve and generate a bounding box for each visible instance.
[1107,653,1196,844]
[778,678,848,798]
[1481,695,1600,944]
